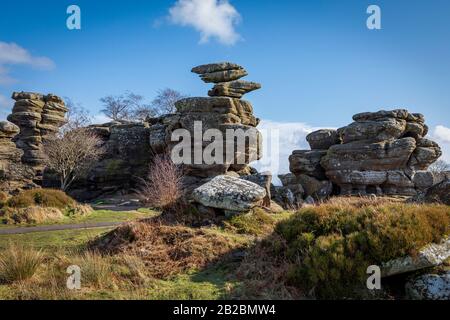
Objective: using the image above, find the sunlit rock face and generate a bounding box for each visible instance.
[285,109,443,197]
[7,92,67,183]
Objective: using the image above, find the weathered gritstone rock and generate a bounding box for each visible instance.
[288,109,442,198]
[155,62,263,188]
[0,121,36,193]
[66,122,152,200]
[306,129,340,150]
[381,236,450,277]
[289,150,327,179]
[192,63,248,83]
[405,271,450,300]
[192,175,266,212]
[208,80,261,99]
[422,179,450,205]
[8,92,67,171]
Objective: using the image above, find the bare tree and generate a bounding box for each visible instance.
[133,104,157,122]
[151,88,187,115]
[429,160,450,174]
[43,129,105,191]
[61,97,92,134]
[100,92,150,121]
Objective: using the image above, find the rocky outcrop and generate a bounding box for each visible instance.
[192,175,266,213]
[405,271,450,300]
[148,63,263,201]
[286,109,442,198]
[7,92,67,182]
[0,121,35,193]
[65,122,152,200]
[422,179,450,205]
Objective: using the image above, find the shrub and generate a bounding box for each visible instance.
[224,209,276,236]
[274,201,450,298]
[138,154,185,212]
[7,189,76,209]
[0,243,43,283]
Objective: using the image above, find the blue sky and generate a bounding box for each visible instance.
[1,0,450,170]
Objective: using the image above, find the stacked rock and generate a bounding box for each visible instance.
[286,109,443,197]
[7,92,67,181]
[0,121,35,192]
[149,62,263,189]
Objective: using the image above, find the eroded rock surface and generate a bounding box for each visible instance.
[192,175,266,212]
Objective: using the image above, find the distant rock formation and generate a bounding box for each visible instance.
[7,92,67,183]
[284,109,444,198]
[0,92,67,193]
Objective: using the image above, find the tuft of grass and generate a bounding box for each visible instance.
[224,208,276,236]
[68,251,113,289]
[0,192,8,208]
[0,243,44,283]
[274,201,450,298]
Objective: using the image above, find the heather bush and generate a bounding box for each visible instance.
[274,201,450,298]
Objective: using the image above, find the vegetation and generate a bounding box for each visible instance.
[272,199,450,298]
[43,129,105,191]
[0,197,448,300]
[0,243,43,283]
[0,189,90,225]
[138,154,185,213]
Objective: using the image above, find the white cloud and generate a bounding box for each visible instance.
[92,113,112,125]
[168,0,241,45]
[431,125,450,163]
[0,41,55,84]
[251,120,335,184]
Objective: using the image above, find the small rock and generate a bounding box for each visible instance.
[405,271,450,300]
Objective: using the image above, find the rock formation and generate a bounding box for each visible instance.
[0,121,35,193]
[7,92,67,183]
[285,109,443,198]
[148,62,263,194]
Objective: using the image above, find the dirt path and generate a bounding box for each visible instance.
[0,221,123,235]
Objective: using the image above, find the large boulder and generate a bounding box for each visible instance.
[192,175,266,212]
[289,150,327,179]
[321,138,417,172]
[306,129,340,150]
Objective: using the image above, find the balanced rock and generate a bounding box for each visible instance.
[208,80,261,99]
[0,121,36,192]
[192,175,266,212]
[192,62,248,83]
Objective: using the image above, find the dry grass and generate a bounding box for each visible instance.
[0,189,91,224]
[91,220,242,278]
[7,189,76,209]
[138,154,185,212]
[0,243,44,283]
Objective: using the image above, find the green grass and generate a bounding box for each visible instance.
[0,227,114,250]
[0,209,159,229]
